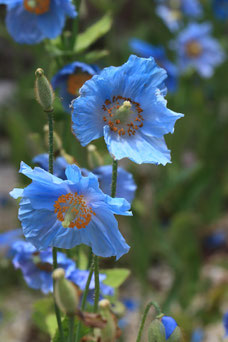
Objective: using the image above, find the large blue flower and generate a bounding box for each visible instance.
[52,62,100,113]
[173,22,225,78]
[0,0,77,44]
[33,153,137,203]
[10,240,76,294]
[213,0,228,20]
[10,162,131,259]
[156,0,202,31]
[72,55,183,165]
[129,38,178,92]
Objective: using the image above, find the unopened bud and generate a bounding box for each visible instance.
[148,319,166,342]
[35,68,54,112]
[53,268,79,315]
[87,144,103,169]
[95,299,117,342]
[161,316,182,342]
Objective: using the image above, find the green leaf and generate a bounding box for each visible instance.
[84,50,109,63]
[32,297,56,335]
[52,316,90,342]
[75,14,112,53]
[101,268,130,288]
[46,314,58,337]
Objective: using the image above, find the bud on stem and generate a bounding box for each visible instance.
[35,68,54,112]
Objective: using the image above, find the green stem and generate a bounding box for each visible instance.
[93,254,100,313]
[48,112,64,342]
[136,301,162,342]
[75,259,94,342]
[111,159,118,198]
[68,316,75,342]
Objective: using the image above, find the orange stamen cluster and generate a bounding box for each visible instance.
[186,40,202,58]
[67,73,92,96]
[24,0,50,15]
[54,192,95,229]
[102,96,144,137]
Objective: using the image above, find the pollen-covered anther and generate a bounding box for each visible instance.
[102,95,144,137]
[24,0,50,15]
[54,192,95,229]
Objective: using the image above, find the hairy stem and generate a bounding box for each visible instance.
[136,301,162,342]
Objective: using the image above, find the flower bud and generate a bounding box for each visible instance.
[161,316,182,342]
[148,319,166,342]
[87,144,103,169]
[53,268,79,315]
[95,299,117,342]
[35,68,54,112]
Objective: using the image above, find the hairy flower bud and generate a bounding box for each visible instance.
[35,68,54,112]
[148,316,182,342]
[148,319,166,342]
[53,268,79,315]
[87,144,103,169]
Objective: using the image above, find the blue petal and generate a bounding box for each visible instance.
[161,316,178,340]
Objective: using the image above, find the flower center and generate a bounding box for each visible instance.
[32,252,53,272]
[24,0,50,15]
[67,73,92,96]
[54,192,95,229]
[102,96,144,137]
[186,40,202,58]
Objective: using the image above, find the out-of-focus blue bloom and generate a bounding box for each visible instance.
[0,229,22,255]
[69,269,114,299]
[118,298,139,329]
[161,316,178,340]
[10,240,76,294]
[33,154,68,180]
[10,162,131,259]
[213,0,228,20]
[33,154,136,203]
[156,0,202,31]
[0,0,77,44]
[173,22,225,78]
[92,165,137,204]
[52,62,100,113]
[72,55,183,165]
[204,230,226,249]
[191,328,204,342]
[129,38,178,92]
[223,311,228,337]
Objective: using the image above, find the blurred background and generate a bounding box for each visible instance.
[0,0,228,341]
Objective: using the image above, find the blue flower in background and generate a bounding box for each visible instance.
[223,311,228,337]
[10,162,131,259]
[33,153,68,180]
[213,0,228,20]
[72,55,183,165]
[161,316,178,340]
[0,0,77,44]
[69,269,114,300]
[173,22,225,78]
[10,240,76,293]
[191,328,204,342]
[156,0,202,31]
[0,229,22,255]
[129,38,178,92]
[204,230,226,249]
[52,62,100,113]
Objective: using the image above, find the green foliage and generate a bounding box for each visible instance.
[101,268,131,288]
[52,316,90,342]
[32,297,57,337]
[75,13,112,53]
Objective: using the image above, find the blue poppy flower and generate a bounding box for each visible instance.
[52,62,100,113]
[0,0,77,44]
[83,165,137,204]
[69,269,114,299]
[33,153,137,203]
[129,38,178,92]
[10,162,131,259]
[0,229,22,255]
[161,316,178,340]
[191,328,204,342]
[213,0,228,20]
[156,0,202,31]
[72,55,183,165]
[33,153,68,179]
[173,22,225,78]
[223,312,228,337]
[10,240,76,294]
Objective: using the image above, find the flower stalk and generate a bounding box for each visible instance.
[136,301,162,342]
